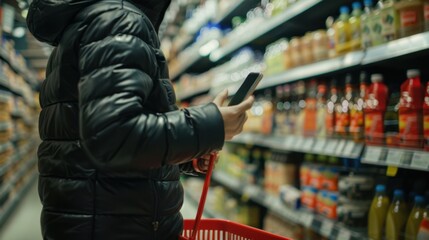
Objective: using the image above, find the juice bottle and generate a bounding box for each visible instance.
[386,189,409,240]
[424,0,429,30]
[380,0,400,42]
[335,6,351,55]
[326,79,339,137]
[304,80,318,137]
[368,184,391,240]
[405,195,427,240]
[326,16,337,58]
[417,206,429,240]
[397,0,424,38]
[350,72,368,142]
[423,81,429,151]
[317,82,328,138]
[335,74,354,137]
[364,74,389,145]
[398,69,424,149]
[362,0,375,48]
[349,2,363,50]
[371,1,385,46]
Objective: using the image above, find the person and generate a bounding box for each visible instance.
[26,0,254,239]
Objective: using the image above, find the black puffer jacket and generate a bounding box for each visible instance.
[27,0,225,239]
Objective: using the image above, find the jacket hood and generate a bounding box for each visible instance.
[26,0,171,46]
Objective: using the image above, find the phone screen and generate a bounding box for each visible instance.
[228,72,263,106]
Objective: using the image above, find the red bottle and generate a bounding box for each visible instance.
[423,81,429,151]
[364,74,389,145]
[398,69,424,149]
[326,79,339,137]
[350,72,368,142]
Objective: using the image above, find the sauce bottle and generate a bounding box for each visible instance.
[336,74,354,137]
[317,82,328,138]
[350,72,368,142]
[326,79,339,137]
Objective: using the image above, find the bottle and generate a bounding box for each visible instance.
[380,0,400,42]
[398,69,424,149]
[350,72,368,142]
[424,82,429,151]
[304,80,318,137]
[317,82,328,138]
[335,6,351,55]
[368,184,391,240]
[295,81,306,136]
[397,0,424,38]
[371,1,385,46]
[417,206,429,240]
[424,0,429,31]
[261,89,274,135]
[335,74,354,137]
[386,189,409,240]
[284,85,293,135]
[349,2,363,50]
[326,16,337,58]
[405,195,427,240]
[364,74,389,145]
[326,79,339,137]
[385,91,400,146]
[362,0,375,48]
[274,85,286,136]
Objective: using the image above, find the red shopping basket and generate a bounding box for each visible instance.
[180,153,291,240]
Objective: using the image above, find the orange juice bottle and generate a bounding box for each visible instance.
[398,69,424,149]
[368,184,391,240]
[405,195,427,240]
[385,189,409,240]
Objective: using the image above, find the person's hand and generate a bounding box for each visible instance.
[195,153,219,173]
[213,89,254,140]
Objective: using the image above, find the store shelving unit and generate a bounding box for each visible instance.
[0,48,37,87]
[208,171,367,240]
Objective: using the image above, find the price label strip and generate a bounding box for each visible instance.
[302,138,315,151]
[325,140,339,155]
[313,139,327,153]
[284,136,296,150]
[336,139,347,155]
[320,220,334,237]
[363,147,383,163]
[411,152,429,170]
[343,141,356,157]
[336,228,352,240]
[386,149,403,165]
[294,137,305,150]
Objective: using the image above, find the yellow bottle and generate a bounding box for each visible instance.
[385,189,409,240]
[349,2,363,50]
[368,185,391,240]
[405,196,427,240]
[335,6,351,54]
[380,0,400,42]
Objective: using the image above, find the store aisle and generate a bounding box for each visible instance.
[0,180,200,240]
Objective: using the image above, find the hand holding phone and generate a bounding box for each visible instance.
[228,72,263,106]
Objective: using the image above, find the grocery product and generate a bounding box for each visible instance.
[304,80,317,137]
[294,81,306,136]
[380,0,400,42]
[385,92,400,146]
[301,186,318,211]
[350,72,367,142]
[339,174,375,200]
[274,85,288,136]
[326,79,339,137]
[368,184,391,240]
[398,69,424,149]
[338,200,371,227]
[261,90,274,135]
[424,81,429,151]
[424,0,429,30]
[349,2,363,50]
[321,167,339,191]
[335,6,351,54]
[370,1,385,46]
[386,189,409,240]
[405,195,427,240]
[335,74,355,137]
[397,0,424,38]
[417,208,429,240]
[364,74,389,145]
[289,37,303,67]
[312,30,329,61]
[326,16,337,58]
[301,32,314,65]
[362,0,375,48]
[316,82,328,138]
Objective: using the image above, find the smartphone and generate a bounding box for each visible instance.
[228,72,263,106]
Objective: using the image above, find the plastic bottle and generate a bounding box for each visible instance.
[386,189,409,240]
[368,184,391,240]
[398,69,424,149]
[364,74,389,145]
[385,92,401,146]
[261,89,274,135]
[335,6,351,54]
[317,83,328,138]
[424,0,429,31]
[417,206,429,240]
[326,79,339,137]
[380,0,400,42]
[304,80,318,137]
[295,81,306,136]
[405,196,427,240]
[326,16,337,58]
[397,0,424,38]
[336,74,354,136]
[349,2,363,50]
[423,81,429,151]
[371,1,385,46]
[362,0,375,48]
[350,72,368,142]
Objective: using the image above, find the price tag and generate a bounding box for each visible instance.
[302,138,315,151]
[364,147,383,163]
[336,228,352,240]
[320,220,334,237]
[284,136,296,149]
[343,141,356,156]
[294,137,305,150]
[313,139,327,153]
[411,152,429,169]
[336,139,347,155]
[325,140,339,154]
[300,212,314,228]
[386,149,403,165]
[386,166,399,177]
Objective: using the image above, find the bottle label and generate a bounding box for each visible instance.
[365,112,385,144]
[381,7,398,41]
[401,10,418,27]
[326,112,335,136]
[399,112,423,148]
[335,112,350,134]
[350,110,364,132]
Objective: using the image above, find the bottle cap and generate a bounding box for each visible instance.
[345,74,353,84]
[340,6,350,14]
[375,184,386,192]
[352,2,362,9]
[393,189,404,197]
[415,195,425,204]
[407,69,420,78]
[371,74,383,83]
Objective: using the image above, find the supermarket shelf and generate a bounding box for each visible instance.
[362,146,429,172]
[0,142,12,155]
[177,85,211,100]
[214,0,260,26]
[183,189,225,219]
[257,51,364,90]
[0,171,37,227]
[0,49,36,87]
[230,133,364,159]
[212,171,367,240]
[0,78,24,98]
[362,31,429,64]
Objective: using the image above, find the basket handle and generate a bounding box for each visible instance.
[190,152,217,240]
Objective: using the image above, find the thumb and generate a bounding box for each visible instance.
[213,89,228,107]
[234,95,255,112]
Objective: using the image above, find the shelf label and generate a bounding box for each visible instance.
[293,137,305,150]
[386,149,403,165]
[411,152,429,169]
[386,166,399,177]
[343,141,356,156]
[336,139,347,155]
[325,140,339,154]
[364,147,383,163]
[313,139,327,153]
[284,136,296,149]
[337,228,352,240]
[320,220,334,237]
[300,212,314,228]
[302,138,315,151]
